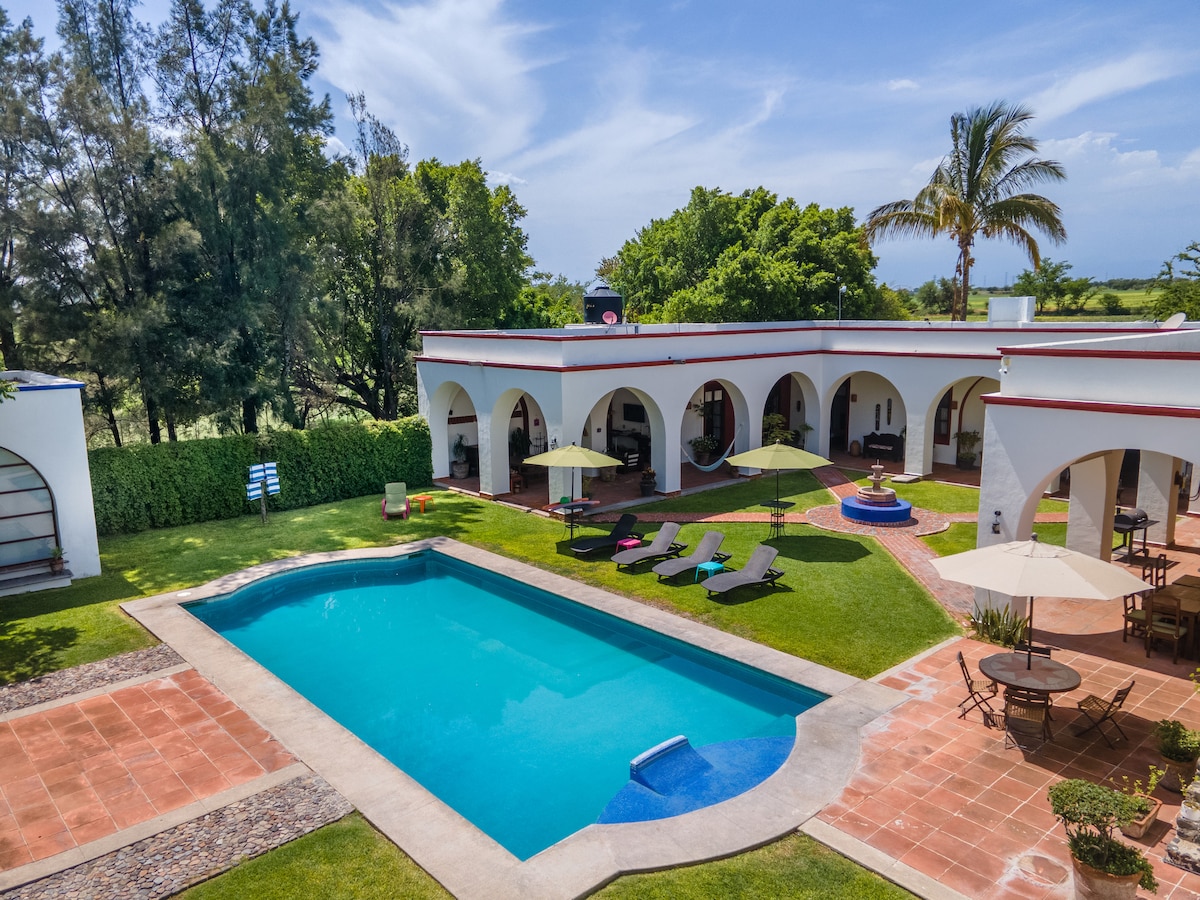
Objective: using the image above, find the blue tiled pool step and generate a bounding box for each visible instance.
[597,733,793,824]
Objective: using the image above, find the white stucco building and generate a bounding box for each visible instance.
[416,314,1200,562]
[0,371,102,595]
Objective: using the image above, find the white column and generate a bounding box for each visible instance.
[904,409,933,476]
[1137,452,1180,547]
[1066,451,1123,561]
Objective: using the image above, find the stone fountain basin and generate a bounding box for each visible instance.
[840,496,913,525]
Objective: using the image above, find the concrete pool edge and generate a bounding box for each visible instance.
[121,538,907,900]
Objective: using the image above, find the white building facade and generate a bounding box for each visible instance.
[417,318,1200,563]
[0,371,102,595]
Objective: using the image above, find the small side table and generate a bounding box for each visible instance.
[616,538,641,552]
[412,494,434,514]
[695,560,724,582]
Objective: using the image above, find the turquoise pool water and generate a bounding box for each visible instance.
[188,551,822,859]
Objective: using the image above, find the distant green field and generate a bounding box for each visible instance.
[961,287,1157,321]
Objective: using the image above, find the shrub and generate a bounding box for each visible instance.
[969,603,1028,647]
[1047,779,1157,892]
[1153,719,1200,763]
[89,418,432,535]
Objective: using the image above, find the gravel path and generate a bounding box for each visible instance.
[1,774,352,900]
[0,646,184,715]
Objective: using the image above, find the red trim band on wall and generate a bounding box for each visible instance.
[984,395,1200,419]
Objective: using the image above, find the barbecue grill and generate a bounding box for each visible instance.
[1113,508,1157,559]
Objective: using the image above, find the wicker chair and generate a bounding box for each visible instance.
[1004,694,1052,748]
[1145,592,1188,664]
[1122,592,1149,642]
[956,652,998,723]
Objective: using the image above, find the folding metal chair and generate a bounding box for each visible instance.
[1074,681,1134,747]
[957,651,998,723]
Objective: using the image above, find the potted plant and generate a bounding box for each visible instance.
[689,434,719,465]
[49,546,65,575]
[1153,719,1200,791]
[509,427,531,463]
[795,421,814,449]
[953,430,981,469]
[1047,779,1158,898]
[451,434,470,479]
[1110,766,1165,839]
[640,467,657,497]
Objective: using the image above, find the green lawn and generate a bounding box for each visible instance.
[178,814,451,900]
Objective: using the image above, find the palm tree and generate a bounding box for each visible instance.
[865,101,1067,321]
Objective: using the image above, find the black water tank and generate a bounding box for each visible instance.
[583,282,623,324]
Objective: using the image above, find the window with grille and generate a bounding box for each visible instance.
[0,448,58,570]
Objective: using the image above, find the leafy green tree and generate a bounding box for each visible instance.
[299,97,530,419]
[865,101,1067,321]
[500,275,584,328]
[155,0,336,433]
[12,0,182,444]
[610,186,879,323]
[1151,241,1200,321]
[914,277,956,315]
[1012,258,1096,315]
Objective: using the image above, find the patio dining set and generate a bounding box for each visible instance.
[958,649,1133,750]
[1123,561,1200,664]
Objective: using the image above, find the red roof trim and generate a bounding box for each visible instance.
[984,395,1200,418]
[998,346,1200,361]
[419,324,1156,343]
[414,347,999,371]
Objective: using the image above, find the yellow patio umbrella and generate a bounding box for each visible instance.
[523,442,623,500]
[725,441,832,504]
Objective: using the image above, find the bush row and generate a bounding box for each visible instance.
[88,418,432,535]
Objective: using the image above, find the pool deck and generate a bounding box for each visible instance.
[3,496,1200,898]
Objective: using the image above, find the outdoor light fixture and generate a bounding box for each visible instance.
[999,356,1011,375]
[991,510,1002,534]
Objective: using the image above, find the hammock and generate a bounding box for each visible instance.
[680,425,743,472]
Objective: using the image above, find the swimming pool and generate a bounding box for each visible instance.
[185,550,823,859]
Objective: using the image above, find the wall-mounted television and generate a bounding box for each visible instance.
[623,403,646,424]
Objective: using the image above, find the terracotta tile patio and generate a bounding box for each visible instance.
[0,669,295,872]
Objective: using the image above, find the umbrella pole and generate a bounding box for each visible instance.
[1026,597,1034,669]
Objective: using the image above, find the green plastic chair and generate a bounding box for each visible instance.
[382,482,409,520]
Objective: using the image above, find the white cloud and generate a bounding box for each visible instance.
[887,78,919,92]
[1029,51,1184,121]
[312,0,544,160]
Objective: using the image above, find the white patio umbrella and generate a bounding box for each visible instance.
[523,442,623,501]
[930,534,1152,667]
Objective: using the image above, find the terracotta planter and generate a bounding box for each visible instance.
[1159,755,1198,792]
[49,558,64,575]
[1120,794,1162,839]
[1070,856,1142,900]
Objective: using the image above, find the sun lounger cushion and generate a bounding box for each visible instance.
[703,545,783,598]
[570,514,641,555]
[611,522,687,569]
[652,531,730,581]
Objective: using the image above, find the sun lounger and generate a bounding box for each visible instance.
[703,545,783,598]
[611,522,687,570]
[570,514,641,556]
[381,482,409,520]
[652,531,731,581]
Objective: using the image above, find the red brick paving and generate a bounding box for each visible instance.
[0,669,295,870]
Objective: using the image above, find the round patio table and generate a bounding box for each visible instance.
[978,652,1081,694]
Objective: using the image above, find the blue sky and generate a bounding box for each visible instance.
[9,0,1199,289]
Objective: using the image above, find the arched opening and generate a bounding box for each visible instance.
[0,447,59,573]
[826,372,906,463]
[763,373,817,449]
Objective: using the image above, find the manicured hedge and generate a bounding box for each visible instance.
[88,418,432,535]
